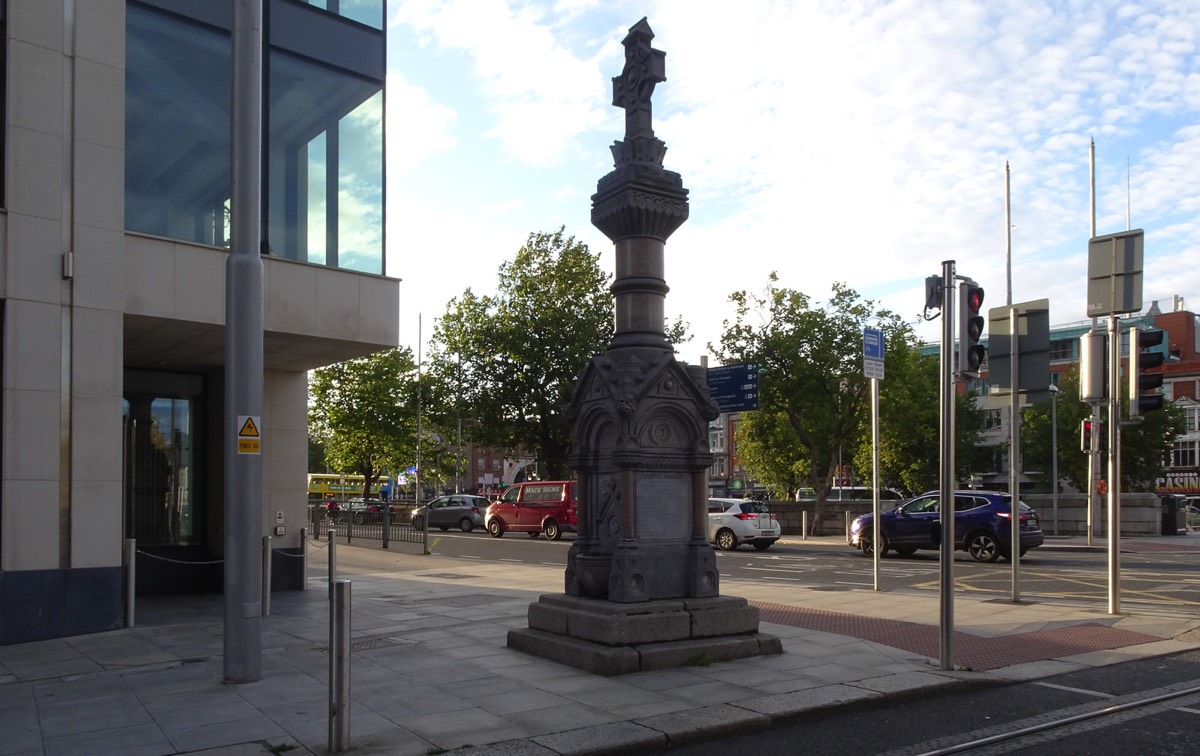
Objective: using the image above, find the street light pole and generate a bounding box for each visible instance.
[1049,383,1059,535]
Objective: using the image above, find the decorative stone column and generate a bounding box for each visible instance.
[507,18,779,674]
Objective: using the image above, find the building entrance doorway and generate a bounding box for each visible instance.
[123,371,206,547]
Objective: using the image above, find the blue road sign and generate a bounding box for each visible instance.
[707,362,760,412]
[864,328,884,360]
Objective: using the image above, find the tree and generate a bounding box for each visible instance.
[308,347,420,498]
[426,228,613,481]
[1022,367,1185,493]
[853,348,987,497]
[716,277,926,531]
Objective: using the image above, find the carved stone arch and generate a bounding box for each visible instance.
[571,405,618,472]
[635,403,704,452]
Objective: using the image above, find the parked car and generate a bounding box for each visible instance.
[340,497,401,524]
[412,495,489,532]
[848,490,1044,563]
[485,481,577,540]
[707,498,781,551]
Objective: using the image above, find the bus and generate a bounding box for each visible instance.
[307,473,391,502]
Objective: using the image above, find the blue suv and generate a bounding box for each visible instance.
[848,490,1044,562]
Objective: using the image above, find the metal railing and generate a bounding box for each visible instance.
[307,505,427,545]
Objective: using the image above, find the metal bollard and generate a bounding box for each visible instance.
[124,538,136,628]
[328,579,351,753]
[382,507,390,549]
[844,510,851,539]
[261,535,272,616]
[801,511,808,541]
[301,527,309,591]
[328,529,336,583]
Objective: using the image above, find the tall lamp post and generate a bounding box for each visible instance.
[1049,383,1059,535]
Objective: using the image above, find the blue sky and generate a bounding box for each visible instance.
[385,0,1200,360]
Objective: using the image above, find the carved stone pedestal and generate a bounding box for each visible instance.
[507,17,780,673]
[507,593,781,676]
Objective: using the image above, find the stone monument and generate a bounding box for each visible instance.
[506,18,780,675]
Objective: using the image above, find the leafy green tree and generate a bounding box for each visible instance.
[1022,367,1185,493]
[716,277,921,531]
[308,347,420,497]
[426,228,613,481]
[853,348,987,497]
[733,411,808,499]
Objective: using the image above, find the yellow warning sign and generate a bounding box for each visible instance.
[237,415,261,455]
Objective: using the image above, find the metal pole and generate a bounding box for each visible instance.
[328,579,351,753]
[124,538,136,628]
[801,510,807,541]
[261,536,271,616]
[1108,315,1122,614]
[1088,138,1099,548]
[1050,387,1059,535]
[871,377,881,591]
[328,529,336,584]
[301,527,308,591]
[938,260,956,671]
[224,0,264,684]
[1009,305,1022,602]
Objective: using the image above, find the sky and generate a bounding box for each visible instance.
[384,0,1200,362]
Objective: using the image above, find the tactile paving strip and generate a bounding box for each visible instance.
[751,600,1162,671]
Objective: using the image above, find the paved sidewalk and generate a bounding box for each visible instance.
[2,534,1199,756]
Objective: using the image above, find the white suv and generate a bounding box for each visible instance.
[707,498,781,551]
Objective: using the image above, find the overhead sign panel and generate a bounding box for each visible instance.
[1087,229,1143,317]
[707,362,759,412]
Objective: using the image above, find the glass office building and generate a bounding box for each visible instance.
[0,0,398,643]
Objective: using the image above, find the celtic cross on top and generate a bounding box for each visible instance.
[612,18,666,142]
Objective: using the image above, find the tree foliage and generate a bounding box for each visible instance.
[716,277,942,529]
[852,348,987,497]
[308,347,420,497]
[425,228,613,481]
[1021,367,1185,493]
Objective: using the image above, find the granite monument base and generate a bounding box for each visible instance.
[507,593,782,676]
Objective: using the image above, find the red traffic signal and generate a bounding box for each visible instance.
[958,281,986,378]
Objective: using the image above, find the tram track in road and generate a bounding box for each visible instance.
[896,678,1200,756]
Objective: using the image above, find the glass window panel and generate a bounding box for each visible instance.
[125,6,231,245]
[268,50,382,273]
[337,90,384,273]
[300,0,383,29]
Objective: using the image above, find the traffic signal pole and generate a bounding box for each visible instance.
[938,260,956,671]
[1107,314,1121,615]
[1006,304,1022,602]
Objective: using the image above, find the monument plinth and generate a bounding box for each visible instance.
[507,17,780,673]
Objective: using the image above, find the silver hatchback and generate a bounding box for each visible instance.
[707,498,781,551]
[412,494,489,532]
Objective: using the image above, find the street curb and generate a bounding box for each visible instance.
[467,671,1014,755]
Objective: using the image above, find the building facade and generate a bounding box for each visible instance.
[0,0,398,643]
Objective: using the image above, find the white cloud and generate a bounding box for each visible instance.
[389,0,1200,356]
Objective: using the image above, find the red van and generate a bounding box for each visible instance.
[485,480,578,540]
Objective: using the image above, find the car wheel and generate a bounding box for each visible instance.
[967,532,1001,562]
[353,513,366,525]
[860,531,889,557]
[412,516,424,531]
[715,528,738,551]
[544,520,561,541]
[752,541,771,551]
[895,546,918,557]
[459,518,473,533]
[487,519,504,538]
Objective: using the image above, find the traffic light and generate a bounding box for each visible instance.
[1128,326,1165,419]
[1080,418,1098,452]
[958,280,986,378]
